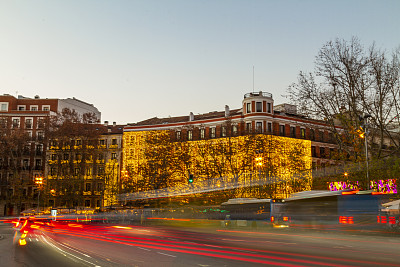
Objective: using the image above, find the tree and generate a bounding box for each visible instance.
[288,37,400,163]
[0,122,32,215]
[46,108,101,208]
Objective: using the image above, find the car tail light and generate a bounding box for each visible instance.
[339,216,354,224]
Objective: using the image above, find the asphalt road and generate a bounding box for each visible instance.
[1,220,400,267]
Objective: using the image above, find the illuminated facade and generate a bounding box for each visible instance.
[122,91,322,199]
[123,130,312,199]
[46,122,123,209]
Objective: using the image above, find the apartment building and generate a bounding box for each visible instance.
[122,91,337,199]
[0,94,101,215]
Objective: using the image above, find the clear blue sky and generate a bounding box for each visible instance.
[0,0,399,124]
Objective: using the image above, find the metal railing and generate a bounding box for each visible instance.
[244,92,273,98]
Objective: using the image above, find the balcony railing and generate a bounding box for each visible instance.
[244,92,273,99]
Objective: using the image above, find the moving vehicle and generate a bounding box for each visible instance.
[271,190,383,229]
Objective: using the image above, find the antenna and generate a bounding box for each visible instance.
[252,66,254,93]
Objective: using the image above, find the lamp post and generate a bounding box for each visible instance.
[34,177,43,214]
[361,114,371,190]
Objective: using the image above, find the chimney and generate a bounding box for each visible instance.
[189,112,194,121]
[104,121,108,126]
[113,122,116,126]
[34,95,40,99]
[225,105,230,117]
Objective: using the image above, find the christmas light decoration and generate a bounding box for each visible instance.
[122,131,312,199]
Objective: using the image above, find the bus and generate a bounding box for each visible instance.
[271,190,384,229]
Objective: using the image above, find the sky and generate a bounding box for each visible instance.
[0,0,399,125]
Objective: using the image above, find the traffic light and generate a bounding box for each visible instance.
[188,174,194,183]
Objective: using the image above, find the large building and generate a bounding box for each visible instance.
[0,94,101,215]
[45,121,123,210]
[122,91,337,201]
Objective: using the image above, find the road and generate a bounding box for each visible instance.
[1,219,400,267]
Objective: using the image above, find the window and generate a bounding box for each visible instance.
[256,102,262,112]
[176,131,181,140]
[85,200,91,207]
[311,146,316,157]
[99,139,105,146]
[51,167,56,176]
[51,140,57,147]
[37,131,44,141]
[12,118,20,128]
[76,154,81,160]
[0,118,7,128]
[18,105,26,111]
[187,130,193,140]
[86,168,92,176]
[232,125,238,135]
[98,153,104,160]
[85,183,91,191]
[200,128,205,139]
[221,126,226,137]
[246,122,251,132]
[51,154,57,161]
[30,105,38,111]
[320,147,325,158]
[267,122,272,133]
[74,168,80,175]
[210,127,216,138]
[42,105,50,111]
[256,122,263,133]
[22,159,29,170]
[290,126,296,138]
[112,139,117,145]
[246,102,251,113]
[267,103,271,113]
[35,159,42,169]
[111,153,117,159]
[36,144,43,155]
[329,133,335,143]
[97,183,103,191]
[319,131,324,142]
[25,119,32,129]
[310,129,315,141]
[300,128,306,139]
[279,125,285,136]
[37,118,44,128]
[98,167,105,175]
[0,103,8,111]
[76,139,82,146]
[63,153,69,160]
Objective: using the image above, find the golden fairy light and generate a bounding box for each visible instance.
[122,131,312,199]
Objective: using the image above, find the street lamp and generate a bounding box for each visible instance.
[34,177,43,214]
[360,114,372,190]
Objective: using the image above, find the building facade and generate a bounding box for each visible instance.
[45,122,123,210]
[0,94,101,215]
[122,91,336,200]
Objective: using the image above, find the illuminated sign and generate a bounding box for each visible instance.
[329,179,397,194]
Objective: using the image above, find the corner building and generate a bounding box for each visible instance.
[122,92,336,199]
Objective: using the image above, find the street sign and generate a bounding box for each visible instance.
[51,209,57,221]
